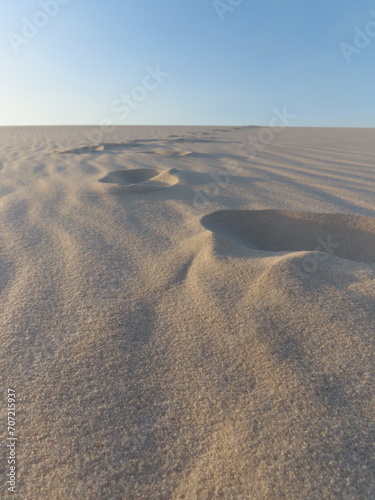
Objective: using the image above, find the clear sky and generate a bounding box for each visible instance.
[1,0,374,126]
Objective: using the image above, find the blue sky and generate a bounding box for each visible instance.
[0,0,374,126]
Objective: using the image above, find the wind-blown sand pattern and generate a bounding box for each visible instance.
[1,126,374,499]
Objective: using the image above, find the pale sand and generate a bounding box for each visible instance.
[0,126,374,499]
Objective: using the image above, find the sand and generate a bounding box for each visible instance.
[0,126,374,499]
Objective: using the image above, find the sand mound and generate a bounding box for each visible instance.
[201,210,375,263]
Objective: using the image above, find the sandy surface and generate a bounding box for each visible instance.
[0,126,374,499]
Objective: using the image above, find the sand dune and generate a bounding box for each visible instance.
[0,126,374,499]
